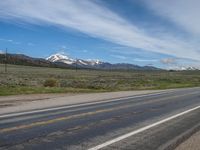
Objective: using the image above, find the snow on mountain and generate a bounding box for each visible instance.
[46,53,103,66]
[46,53,161,70]
[46,53,75,65]
[169,66,200,71]
[76,59,88,66]
[86,59,102,65]
[183,66,199,70]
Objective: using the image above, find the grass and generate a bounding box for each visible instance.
[1,64,200,96]
[0,86,107,96]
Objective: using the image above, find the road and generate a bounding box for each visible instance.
[0,88,200,150]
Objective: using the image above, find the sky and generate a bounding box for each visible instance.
[0,0,200,69]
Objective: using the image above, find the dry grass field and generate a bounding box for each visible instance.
[1,64,200,96]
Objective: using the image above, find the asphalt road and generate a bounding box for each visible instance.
[0,88,200,150]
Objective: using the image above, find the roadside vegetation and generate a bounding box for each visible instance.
[0,64,200,96]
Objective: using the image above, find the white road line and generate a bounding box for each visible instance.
[0,91,171,119]
[88,105,200,150]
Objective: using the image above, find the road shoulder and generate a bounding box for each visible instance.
[0,90,166,115]
[175,130,200,150]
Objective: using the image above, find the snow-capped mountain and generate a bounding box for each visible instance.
[46,53,103,66]
[46,53,160,70]
[169,66,200,71]
[186,66,200,70]
[46,53,75,65]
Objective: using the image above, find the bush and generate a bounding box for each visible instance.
[60,80,71,87]
[43,78,58,87]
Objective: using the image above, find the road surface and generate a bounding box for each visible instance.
[0,88,200,150]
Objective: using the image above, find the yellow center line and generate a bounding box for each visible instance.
[0,91,198,133]
[0,105,130,133]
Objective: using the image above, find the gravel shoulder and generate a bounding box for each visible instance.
[175,130,200,150]
[0,89,167,115]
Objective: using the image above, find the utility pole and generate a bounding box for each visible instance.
[5,48,7,73]
[75,58,77,72]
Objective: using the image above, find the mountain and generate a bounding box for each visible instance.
[47,53,75,65]
[186,67,199,70]
[46,53,160,70]
[46,53,103,67]
[170,66,200,71]
[0,53,73,68]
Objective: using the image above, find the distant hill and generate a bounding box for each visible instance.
[0,53,61,68]
[0,53,161,70]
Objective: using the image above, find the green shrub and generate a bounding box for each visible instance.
[43,78,58,87]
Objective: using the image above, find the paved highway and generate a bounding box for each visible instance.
[0,88,200,150]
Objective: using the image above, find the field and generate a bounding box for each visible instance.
[0,64,200,96]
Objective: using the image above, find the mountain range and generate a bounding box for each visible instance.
[1,52,199,70]
[0,53,161,70]
[168,66,200,71]
[47,53,103,66]
[46,54,200,70]
[46,53,161,70]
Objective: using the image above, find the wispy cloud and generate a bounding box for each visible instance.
[0,38,20,45]
[145,0,200,36]
[111,54,127,60]
[160,58,177,65]
[0,0,200,60]
[133,58,158,62]
[111,55,158,62]
[82,50,88,53]
[160,57,200,70]
[27,42,35,46]
[61,45,67,49]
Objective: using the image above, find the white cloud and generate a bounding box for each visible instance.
[145,0,200,36]
[0,0,200,60]
[160,57,200,70]
[160,58,177,65]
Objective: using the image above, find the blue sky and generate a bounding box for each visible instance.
[0,0,200,69]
